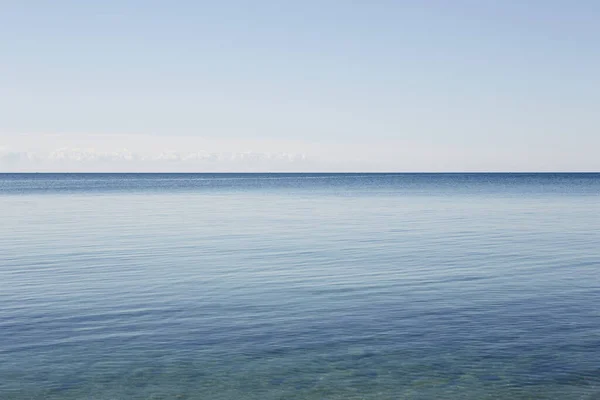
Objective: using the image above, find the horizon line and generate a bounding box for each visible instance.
[1,171,599,175]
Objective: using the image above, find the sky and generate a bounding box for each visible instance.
[1,1,599,172]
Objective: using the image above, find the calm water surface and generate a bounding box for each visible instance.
[1,173,599,399]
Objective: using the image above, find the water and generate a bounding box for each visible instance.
[1,173,599,399]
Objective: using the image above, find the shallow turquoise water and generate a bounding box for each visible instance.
[1,173,599,399]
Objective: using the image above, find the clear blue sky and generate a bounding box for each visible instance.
[1,1,599,171]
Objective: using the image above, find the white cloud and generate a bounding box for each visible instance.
[1,133,598,172]
[0,147,312,172]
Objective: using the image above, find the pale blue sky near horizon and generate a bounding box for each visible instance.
[1,1,599,171]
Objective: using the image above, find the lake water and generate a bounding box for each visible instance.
[1,173,599,399]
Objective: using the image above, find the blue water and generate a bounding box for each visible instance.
[1,173,599,399]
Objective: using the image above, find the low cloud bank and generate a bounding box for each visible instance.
[0,147,313,172]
